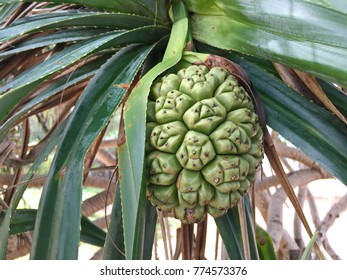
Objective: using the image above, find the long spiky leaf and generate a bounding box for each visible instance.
[119,0,188,259]
[188,0,347,86]
[30,44,155,259]
[0,0,170,22]
[0,11,159,43]
[0,117,67,259]
[0,26,168,122]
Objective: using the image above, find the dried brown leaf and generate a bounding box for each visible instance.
[294,69,347,125]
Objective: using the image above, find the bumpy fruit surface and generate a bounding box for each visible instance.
[146,65,263,223]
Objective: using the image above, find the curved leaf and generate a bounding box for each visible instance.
[223,51,347,117]
[215,195,259,260]
[2,209,37,235]
[214,207,244,260]
[0,56,110,141]
[0,0,170,23]
[187,0,347,46]
[0,11,158,43]
[0,118,67,259]
[80,216,106,248]
[102,184,125,260]
[187,0,347,86]
[30,44,156,260]
[0,210,106,248]
[0,28,107,59]
[244,196,260,260]
[103,185,157,260]
[120,0,188,259]
[301,231,319,260]
[0,26,169,122]
[251,66,347,185]
[0,2,20,24]
[142,201,157,259]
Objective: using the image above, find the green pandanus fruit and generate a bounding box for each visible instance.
[146,63,263,223]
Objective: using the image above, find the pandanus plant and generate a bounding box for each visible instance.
[0,0,346,260]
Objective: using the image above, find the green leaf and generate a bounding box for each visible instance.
[187,0,347,46]
[142,201,157,259]
[103,185,156,260]
[0,28,107,59]
[119,0,188,259]
[119,137,163,259]
[0,32,118,122]
[188,0,347,87]
[130,194,157,260]
[197,43,347,186]
[325,0,347,13]
[0,210,106,247]
[30,44,155,260]
[301,231,319,260]
[102,184,125,260]
[80,216,106,248]
[0,0,170,23]
[214,207,244,260]
[4,209,37,235]
[215,196,259,260]
[0,26,168,122]
[0,56,110,142]
[0,11,159,43]
[256,225,277,260]
[248,64,347,185]
[0,118,66,259]
[0,2,20,24]
[243,196,260,260]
